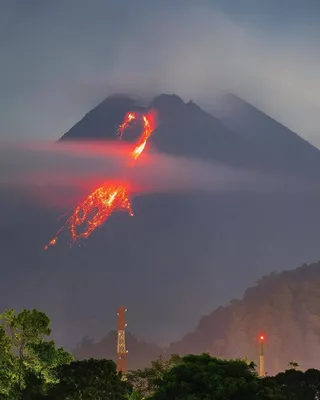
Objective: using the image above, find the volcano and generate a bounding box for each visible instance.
[60,93,320,178]
[56,93,320,367]
[2,93,320,368]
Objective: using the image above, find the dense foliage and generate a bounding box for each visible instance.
[2,307,320,399]
[45,358,131,400]
[149,354,268,400]
[0,308,131,399]
[127,355,180,398]
[128,354,320,400]
[0,309,73,399]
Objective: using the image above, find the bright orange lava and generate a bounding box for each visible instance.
[45,111,156,250]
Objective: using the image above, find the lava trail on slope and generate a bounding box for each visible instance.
[45,110,156,250]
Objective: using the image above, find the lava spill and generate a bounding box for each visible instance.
[44,111,156,250]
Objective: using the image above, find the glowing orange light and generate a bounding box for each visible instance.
[45,110,156,250]
[117,112,137,138]
[260,335,265,341]
[44,237,57,250]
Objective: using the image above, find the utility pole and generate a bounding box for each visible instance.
[117,306,128,375]
[259,335,265,377]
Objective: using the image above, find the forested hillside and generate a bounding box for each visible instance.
[170,261,320,374]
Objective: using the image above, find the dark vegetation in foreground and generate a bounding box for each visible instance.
[1,309,320,399]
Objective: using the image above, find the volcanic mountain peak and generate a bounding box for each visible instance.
[59,94,142,141]
[59,92,320,177]
[152,93,185,110]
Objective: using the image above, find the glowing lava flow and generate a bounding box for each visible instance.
[44,111,156,250]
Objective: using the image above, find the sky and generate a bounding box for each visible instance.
[1,0,320,145]
[1,0,320,352]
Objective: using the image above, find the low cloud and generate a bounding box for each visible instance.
[0,140,267,210]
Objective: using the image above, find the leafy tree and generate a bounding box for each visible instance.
[127,355,180,398]
[46,358,131,400]
[149,353,276,400]
[0,309,73,399]
[0,309,51,392]
[127,389,143,400]
[0,324,16,397]
[271,367,320,400]
[27,340,73,383]
[20,371,47,400]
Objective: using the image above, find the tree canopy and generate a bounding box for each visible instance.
[127,355,180,398]
[46,358,131,400]
[0,308,73,399]
[147,354,268,400]
[2,300,320,399]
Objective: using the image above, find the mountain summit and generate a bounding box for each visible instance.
[60,93,320,177]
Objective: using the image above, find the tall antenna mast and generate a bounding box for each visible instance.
[117,306,128,375]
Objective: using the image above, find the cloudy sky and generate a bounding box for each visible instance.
[1,0,320,144]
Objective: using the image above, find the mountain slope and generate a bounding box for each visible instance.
[60,93,320,178]
[60,94,144,141]
[213,94,320,177]
[61,93,255,169]
[168,261,320,375]
[150,94,264,169]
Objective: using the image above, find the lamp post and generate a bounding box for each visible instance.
[259,335,265,377]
